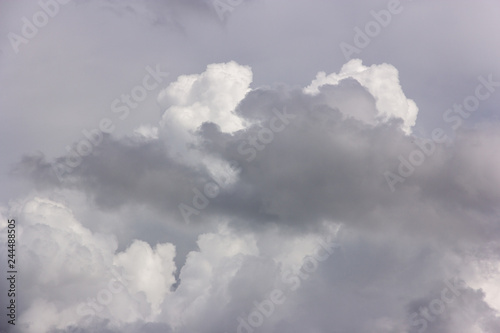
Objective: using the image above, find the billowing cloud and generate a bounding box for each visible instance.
[3,194,499,332]
[304,59,419,134]
[3,0,500,328]
[14,61,419,227]
[2,197,177,332]
[1,197,348,333]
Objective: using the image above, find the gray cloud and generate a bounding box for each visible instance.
[3,1,500,332]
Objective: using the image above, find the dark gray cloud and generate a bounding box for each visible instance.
[15,77,500,244]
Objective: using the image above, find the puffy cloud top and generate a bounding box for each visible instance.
[304,59,418,134]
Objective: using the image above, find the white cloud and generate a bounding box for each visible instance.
[304,59,419,134]
[3,13,500,330]
[155,61,252,176]
[114,240,177,319]
[161,223,259,329]
[4,196,348,332]
[3,197,178,331]
[158,61,252,135]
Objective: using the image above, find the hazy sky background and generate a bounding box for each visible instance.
[1,1,500,332]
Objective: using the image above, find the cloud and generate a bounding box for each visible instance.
[13,61,500,237]
[113,239,176,318]
[3,192,499,333]
[8,60,500,333]
[3,0,500,332]
[156,61,252,172]
[13,61,410,227]
[2,196,346,333]
[304,59,419,134]
[2,197,177,332]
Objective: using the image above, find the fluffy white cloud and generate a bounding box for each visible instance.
[3,194,499,332]
[3,197,178,332]
[154,61,252,176]
[114,240,176,319]
[1,197,346,333]
[158,61,251,134]
[160,223,259,329]
[304,59,419,134]
[6,59,500,333]
[3,0,500,332]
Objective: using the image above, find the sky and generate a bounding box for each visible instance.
[1,0,500,332]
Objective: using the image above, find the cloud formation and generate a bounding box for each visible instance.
[304,59,418,134]
[6,58,500,333]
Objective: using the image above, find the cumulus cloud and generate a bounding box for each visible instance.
[15,61,420,227]
[5,194,499,333]
[158,61,251,133]
[3,0,500,332]
[1,197,346,333]
[14,60,500,237]
[155,61,252,177]
[7,58,500,333]
[157,61,251,151]
[1,197,175,332]
[304,59,419,134]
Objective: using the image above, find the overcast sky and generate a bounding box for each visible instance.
[1,0,500,332]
